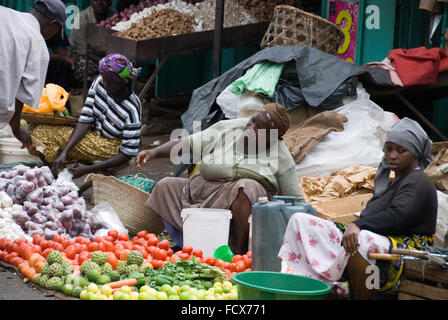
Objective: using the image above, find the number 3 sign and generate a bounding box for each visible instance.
[327,0,359,64]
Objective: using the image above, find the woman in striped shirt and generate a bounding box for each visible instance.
[49,53,142,178]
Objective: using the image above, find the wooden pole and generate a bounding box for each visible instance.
[212,0,225,78]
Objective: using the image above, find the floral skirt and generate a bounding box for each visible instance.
[278,212,433,292]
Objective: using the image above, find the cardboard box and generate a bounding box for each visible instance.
[313,193,373,224]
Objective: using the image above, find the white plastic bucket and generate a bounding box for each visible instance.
[181,208,232,257]
[0,138,40,163]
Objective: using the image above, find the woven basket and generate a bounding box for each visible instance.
[88,174,164,236]
[260,5,344,55]
[21,113,78,127]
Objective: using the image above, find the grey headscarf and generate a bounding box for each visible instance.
[373,117,432,197]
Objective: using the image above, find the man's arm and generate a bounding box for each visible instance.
[10,99,31,148]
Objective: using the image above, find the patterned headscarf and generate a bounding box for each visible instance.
[99,53,140,83]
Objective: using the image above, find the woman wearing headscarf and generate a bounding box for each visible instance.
[29,53,142,178]
[136,103,305,254]
[278,117,437,299]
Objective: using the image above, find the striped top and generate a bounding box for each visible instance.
[79,75,142,157]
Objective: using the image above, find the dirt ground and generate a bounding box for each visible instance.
[0,134,189,300]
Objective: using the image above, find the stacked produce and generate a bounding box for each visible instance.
[99,0,260,38]
[0,230,249,300]
[114,8,197,41]
[0,165,100,241]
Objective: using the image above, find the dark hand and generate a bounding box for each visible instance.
[342,223,361,256]
[70,163,91,179]
[51,152,67,176]
[136,149,157,168]
[13,127,32,149]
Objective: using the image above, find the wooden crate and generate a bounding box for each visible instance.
[398,260,448,300]
[313,193,373,225]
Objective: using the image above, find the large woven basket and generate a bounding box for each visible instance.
[88,174,164,236]
[260,5,344,55]
[21,113,78,127]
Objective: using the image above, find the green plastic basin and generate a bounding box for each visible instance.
[232,271,332,300]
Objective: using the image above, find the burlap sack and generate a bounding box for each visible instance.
[425,148,448,190]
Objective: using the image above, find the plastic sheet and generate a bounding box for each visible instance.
[91,202,128,236]
[295,85,397,178]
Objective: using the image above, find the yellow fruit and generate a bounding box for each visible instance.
[155,291,168,300]
[130,292,140,300]
[100,285,113,296]
[87,283,99,293]
[80,290,88,300]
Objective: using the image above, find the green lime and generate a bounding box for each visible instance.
[97,274,111,285]
[62,284,74,296]
[86,270,101,283]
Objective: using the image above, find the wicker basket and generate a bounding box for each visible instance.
[260,5,344,55]
[21,113,78,127]
[88,174,164,236]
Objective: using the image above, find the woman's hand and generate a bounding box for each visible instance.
[51,151,67,176]
[69,163,91,179]
[342,223,361,256]
[136,149,157,168]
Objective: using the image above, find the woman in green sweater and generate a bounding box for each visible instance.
[136,103,304,254]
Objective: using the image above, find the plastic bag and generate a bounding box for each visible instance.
[56,168,79,192]
[435,191,448,247]
[22,83,69,114]
[91,202,128,236]
[216,84,265,119]
[295,84,397,178]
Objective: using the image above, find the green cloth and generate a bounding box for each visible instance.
[229,61,285,98]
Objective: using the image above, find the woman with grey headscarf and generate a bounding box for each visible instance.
[278,117,437,300]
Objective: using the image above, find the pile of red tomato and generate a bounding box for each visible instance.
[0,229,252,281]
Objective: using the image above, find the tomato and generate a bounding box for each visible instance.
[123,241,133,250]
[205,256,216,266]
[0,238,8,250]
[246,251,252,258]
[158,240,170,251]
[107,230,118,239]
[146,236,158,246]
[77,253,89,265]
[138,248,148,259]
[20,246,33,260]
[166,248,173,257]
[32,245,42,255]
[182,245,193,254]
[53,243,64,252]
[103,241,115,252]
[137,230,148,238]
[32,235,41,245]
[134,238,146,247]
[94,236,104,243]
[150,259,165,269]
[235,261,246,273]
[10,256,24,267]
[103,235,114,242]
[192,249,203,258]
[10,243,20,254]
[178,252,190,260]
[42,248,53,258]
[5,252,18,263]
[120,249,130,261]
[243,256,252,268]
[88,242,100,252]
[231,254,243,263]
[215,259,225,268]
[106,253,119,269]
[117,234,129,241]
[0,251,7,261]
[97,242,105,252]
[65,245,77,260]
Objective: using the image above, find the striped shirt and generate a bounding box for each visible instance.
[79,75,142,157]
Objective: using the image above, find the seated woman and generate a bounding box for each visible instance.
[136,103,305,254]
[278,117,437,299]
[29,53,142,179]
